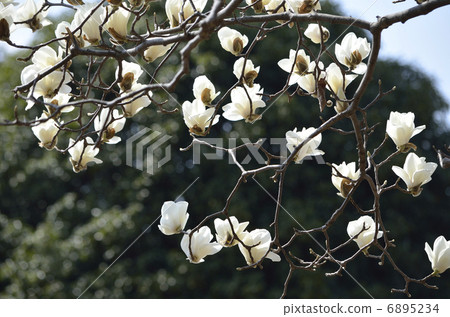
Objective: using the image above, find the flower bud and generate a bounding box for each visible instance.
[244,70,258,87]
[0,18,10,41]
[232,37,244,55]
[120,72,135,91]
[200,88,212,105]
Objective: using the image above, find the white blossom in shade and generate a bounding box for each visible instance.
[222,84,266,123]
[265,0,286,23]
[55,21,71,48]
[115,61,144,92]
[391,152,437,197]
[158,201,189,235]
[94,108,126,144]
[21,66,71,111]
[304,23,330,44]
[31,113,59,150]
[297,61,325,95]
[44,93,74,114]
[30,46,64,70]
[182,99,219,136]
[425,236,450,275]
[72,3,105,45]
[287,0,321,14]
[335,32,371,75]
[193,75,220,106]
[0,3,15,40]
[218,27,249,56]
[165,0,208,28]
[325,63,357,113]
[180,226,222,264]
[386,111,425,152]
[214,216,249,248]
[14,0,52,32]
[331,161,360,198]
[285,127,324,163]
[278,49,311,86]
[103,5,130,44]
[238,229,281,266]
[143,43,174,62]
[233,57,260,88]
[347,216,383,253]
[121,83,152,118]
[68,137,102,173]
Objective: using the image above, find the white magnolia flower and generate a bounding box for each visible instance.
[222,84,266,122]
[181,226,222,264]
[31,46,64,70]
[72,3,105,45]
[103,5,130,44]
[165,0,208,28]
[218,27,249,56]
[214,216,249,247]
[44,93,74,114]
[392,152,437,197]
[238,229,281,266]
[278,49,311,86]
[116,61,144,92]
[94,108,126,144]
[297,61,325,95]
[347,216,383,253]
[331,161,360,198]
[21,66,71,111]
[14,0,52,32]
[265,0,286,22]
[325,63,357,113]
[143,43,174,62]
[31,113,59,150]
[335,32,371,74]
[193,75,220,106]
[68,137,102,173]
[158,201,189,235]
[304,23,330,44]
[122,83,152,117]
[287,0,321,13]
[425,236,450,274]
[54,21,73,48]
[182,99,219,136]
[386,111,425,152]
[0,3,15,40]
[286,127,324,163]
[233,57,260,87]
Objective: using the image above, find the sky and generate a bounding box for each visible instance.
[1,0,450,120]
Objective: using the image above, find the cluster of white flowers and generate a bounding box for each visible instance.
[278,30,370,113]
[159,201,280,265]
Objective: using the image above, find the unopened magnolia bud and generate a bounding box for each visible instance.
[244,70,258,87]
[232,37,244,55]
[200,88,212,105]
[120,72,134,91]
[321,29,330,42]
[345,50,363,70]
[295,55,309,75]
[251,0,264,13]
[0,18,10,41]
[340,179,353,197]
[398,142,417,153]
[298,1,314,14]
